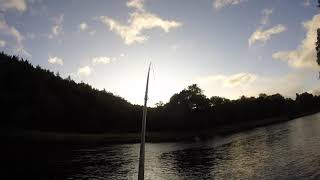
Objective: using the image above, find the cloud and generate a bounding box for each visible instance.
[79,22,88,31]
[308,84,320,96]
[48,56,63,65]
[0,39,5,47]
[15,47,31,57]
[100,12,181,45]
[0,0,27,12]
[197,72,257,88]
[92,56,112,65]
[248,8,286,47]
[250,73,307,97]
[248,24,286,46]
[260,8,274,26]
[99,0,182,45]
[213,0,247,10]
[0,16,31,57]
[196,72,307,99]
[0,17,23,44]
[310,87,320,95]
[225,73,257,87]
[272,14,320,70]
[49,14,64,39]
[79,22,96,35]
[127,0,144,11]
[77,66,92,76]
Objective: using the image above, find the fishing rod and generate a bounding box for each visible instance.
[138,62,151,180]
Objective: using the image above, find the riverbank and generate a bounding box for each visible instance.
[1,111,319,145]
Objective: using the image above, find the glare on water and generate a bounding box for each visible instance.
[21,113,320,180]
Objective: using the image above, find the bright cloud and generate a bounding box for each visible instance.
[0,16,30,57]
[247,73,307,98]
[225,73,257,87]
[79,22,95,35]
[79,22,88,31]
[127,0,144,11]
[249,24,286,46]
[311,89,320,95]
[197,72,257,88]
[92,56,112,65]
[213,0,247,10]
[0,17,23,45]
[99,0,182,45]
[0,0,27,12]
[272,14,320,70]
[0,39,5,47]
[196,72,307,99]
[77,66,92,76]
[248,9,286,47]
[49,14,64,39]
[48,56,63,65]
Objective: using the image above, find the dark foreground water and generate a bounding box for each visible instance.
[3,113,320,180]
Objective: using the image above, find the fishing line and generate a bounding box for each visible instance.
[151,63,156,82]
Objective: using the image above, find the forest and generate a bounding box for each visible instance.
[1,52,320,134]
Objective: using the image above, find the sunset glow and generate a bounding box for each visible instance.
[1,0,319,105]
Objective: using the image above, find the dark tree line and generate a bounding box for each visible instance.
[1,52,320,133]
[149,85,320,132]
[0,53,141,133]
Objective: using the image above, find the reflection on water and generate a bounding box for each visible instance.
[6,113,320,179]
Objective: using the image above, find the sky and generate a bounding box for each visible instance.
[0,0,319,106]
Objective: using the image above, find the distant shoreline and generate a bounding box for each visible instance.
[1,111,319,146]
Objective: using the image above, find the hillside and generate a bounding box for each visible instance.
[0,53,141,133]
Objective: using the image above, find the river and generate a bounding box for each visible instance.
[4,113,320,179]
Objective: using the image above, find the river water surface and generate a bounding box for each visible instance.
[7,113,320,179]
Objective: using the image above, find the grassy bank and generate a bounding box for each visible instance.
[1,111,319,145]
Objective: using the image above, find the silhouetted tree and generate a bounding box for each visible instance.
[155,101,164,107]
[210,96,229,106]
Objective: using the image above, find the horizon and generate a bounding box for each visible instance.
[2,51,317,107]
[0,0,319,106]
